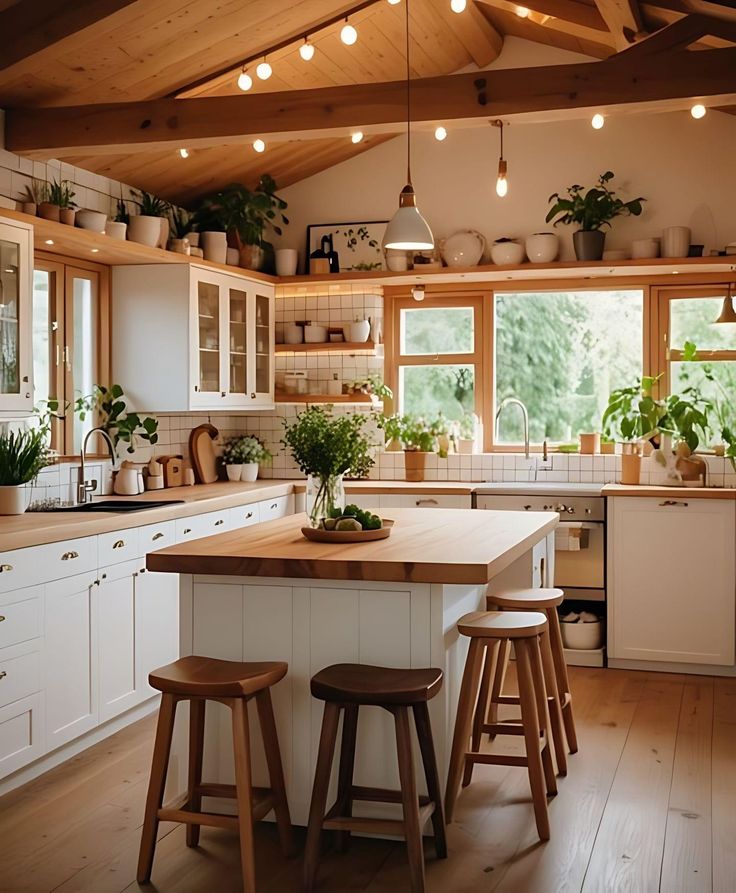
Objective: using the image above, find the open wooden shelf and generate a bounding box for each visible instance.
[275,391,378,404]
[275,341,376,353]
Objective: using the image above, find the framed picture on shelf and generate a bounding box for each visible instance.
[306,221,388,272]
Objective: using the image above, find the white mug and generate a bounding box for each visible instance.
[275,248,299,276]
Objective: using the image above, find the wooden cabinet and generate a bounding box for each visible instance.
[608,497,736,666]
[0,218,33,415]
[112,263,274,412]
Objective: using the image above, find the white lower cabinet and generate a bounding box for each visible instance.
[608,496,736,666]
[135,566,179,698]
[0,694,44,778]
[97,560,140,723]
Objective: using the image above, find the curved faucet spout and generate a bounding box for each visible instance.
[78,427,117,504]
[494,397,530,460]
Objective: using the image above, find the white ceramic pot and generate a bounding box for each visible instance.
[75,208,107,232]
[661,226,691,259]
[630,238,659,259]
[561,618,603,650]
[226,464,243,482]
[241,462,259,482]
[525,232,559,264]
[187,232,200,247]
[441,230,485,267]
[168,237,190,255]
[348,319,371,343]
[201,231,228,264]
[275,248,299,276]
[385,248,409,272]
[158,218,169,250]
[127,214,162,247]
[106,221,127,241]
[0,485,30,515]
[226,247,240,266]
[491,240,525,265]
[304,324,328,343]
[284,324,303,344]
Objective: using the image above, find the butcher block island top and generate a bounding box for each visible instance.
[146,507,558,585]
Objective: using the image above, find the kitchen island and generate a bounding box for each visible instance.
[147,508,557,825]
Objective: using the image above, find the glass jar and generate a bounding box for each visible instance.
[306,473,345,528]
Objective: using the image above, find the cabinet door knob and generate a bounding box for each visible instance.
[246,511,253,519]
[0,564,13,573]
[152,532,164,541]
[250,392,256,399]
[61,551,79,561]
[112,539,125,549]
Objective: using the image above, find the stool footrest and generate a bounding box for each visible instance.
[465,752,529,768]
[195,782,237,799]
[497,694,520,705]
[351,785,432,808]
[322,803,436,838]
[158,807,239,831]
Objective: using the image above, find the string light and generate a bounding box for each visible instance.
[341,20,358,44]
[450,0,467,12]
[351,131,364,143]
[491,119,508,198]
[591,113,605,130]
[179,148,189,158]
[256,59,272,80]
[691,103,706,119]
[435,126,447,141]
[237,68,252,91]
[253,139,266,153]
[516,6,530,16]
[299,38,315,61]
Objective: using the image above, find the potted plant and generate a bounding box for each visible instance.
[49,180,76,225]
[106,198,129,240]
[193,175,288,270]
[95,384,159,455]
[386,414,437,482]
[282,407,375,526]
[168,206,192,255]
[22,179,47,216]
[38,179,62,222]
[0,427,48,514]
[456,412,477,454]
[432,413,452,458]
[546,171,645,261]
[660,387,712,485]
[381,413,403,452]
[222,435,271,482]
[128,190,170,248]
[601,375,665,484]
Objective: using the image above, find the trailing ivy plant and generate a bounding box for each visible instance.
[546,171,645,232]
[95,384,159,455]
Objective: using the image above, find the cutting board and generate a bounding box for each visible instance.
[188,423,219,484]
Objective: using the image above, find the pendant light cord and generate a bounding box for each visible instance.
[405,0,412,186]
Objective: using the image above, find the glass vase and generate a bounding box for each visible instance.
[306,473,345,527]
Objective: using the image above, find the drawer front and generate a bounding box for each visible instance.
[379,494,472,510]
[0,693,44,780]
[0,646,41,710]
[0,537,95,593]
[0,587,42,650]
[175,510,231,543]
[138,520,176,554]
[259,495,291,523]
[229,503,261,530]
[98,528,141,566]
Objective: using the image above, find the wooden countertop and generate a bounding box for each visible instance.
[146,508,558,585]
[603,484,736,499]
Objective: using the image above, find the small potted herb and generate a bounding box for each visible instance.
[49,180,77,225]
[168,207,193,255]
[129,190,170,248]
[0,427,49,514]
[456,412,478,454]
[385,415,437,482]
[22,179,48,217]
[106,199,129,241]
[601,375,665,484]
[546,171,645,261]
[222,435,272,482]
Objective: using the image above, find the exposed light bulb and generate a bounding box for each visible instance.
[450,0,467,12]
[179,148,189,158]
[435,126,447,141]
[516,5,530,16]
[299,39,315,61]
[691,103,706,119]
[341,22,358,45]
[591,113,605,130]
[351,131,364,144]
[237,69,253,91]
[256,60,272,80]
[253,139,266,153]
[496,158,508,197]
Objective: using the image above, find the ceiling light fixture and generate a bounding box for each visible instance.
[341,19,358,45]
[435,126,447,141]
[179,148,189,158]
[388,0,401,4]
[491,119,508,198]
[253,139,266,153]
[237,68,253,91]
[383,0,434,252]
[256,59,272,80]
[412,286,425,302]
[516,5,530,16]
[450,0,467,11]
[691,103,706,119]
[44,239,54,245]
[299,37,315,61]
[715,283,736,324]
[351,131,364,143]
[591,113,605,130]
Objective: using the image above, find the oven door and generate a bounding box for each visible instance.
[554,521,605,600]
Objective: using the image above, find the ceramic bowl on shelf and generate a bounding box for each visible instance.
[283,323,303,344]
[440,230,485,267]
[630,238,659,259]
[525,232,559,264]
[602,249,628,261]
[75,209,107,233]
[491,239,525,265]
[304,324,328,343]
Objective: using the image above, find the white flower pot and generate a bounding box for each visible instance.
[106,221,127,240]
[661,226,691,259]
[201,231,228,264]
[241,463,259,482]
[75,209,107,232]
[275,248,298,276]
[226,247,240,266]
[0,485,30,515]
[491,240,525,265]
[225,464,243,481]
[128,214,162,247]
[525,232,559,264]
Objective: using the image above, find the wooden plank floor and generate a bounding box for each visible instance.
[1,667,735,893]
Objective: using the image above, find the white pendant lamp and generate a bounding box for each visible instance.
[383,0,434,251]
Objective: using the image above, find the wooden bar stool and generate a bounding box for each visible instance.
[484,588,578,758]
[445,611,556,842]
[137,655,294,893]
[303,663,447,893]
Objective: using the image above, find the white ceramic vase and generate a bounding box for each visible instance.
[105,221,127,241]
[128,214,162,247]
[525,232,559,264]
[384,249,409,272]
[348,319,371,343]
[241,463,259,482]
[226,464,243,482]
[661,226,691,258]
[491,240,525,265]
[441,230,485,267]
[201,231,228,264]
[275,248,298,276]
[226,247,240,266]
[0,485,30,515]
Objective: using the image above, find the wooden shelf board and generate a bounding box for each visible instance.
[275,391,378,404]
[275,341,376,353]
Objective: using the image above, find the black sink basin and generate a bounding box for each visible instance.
[47,500,186,513]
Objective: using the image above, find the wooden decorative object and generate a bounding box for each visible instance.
[188,423,219,484]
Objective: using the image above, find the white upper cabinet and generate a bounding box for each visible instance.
[0,219,33,415]
[112,264,274,412]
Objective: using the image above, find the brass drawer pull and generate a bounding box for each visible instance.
[659,500,689,508]
[183,527,192,535]
[416,498,438,506]
[61,551,79,561]
[112,540,125,549]
[152,532,164,541]
[215,519,224,526]
[246,511,253,519]
[0,564,13,573]
[0,616,5,622]
[0,671,6,680]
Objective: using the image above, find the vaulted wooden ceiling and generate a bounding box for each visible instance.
[1,0,734,205]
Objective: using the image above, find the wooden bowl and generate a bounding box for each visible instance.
[301,519,393,543]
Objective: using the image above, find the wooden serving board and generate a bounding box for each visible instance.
[188,423,219,484]
[301,519,393,543]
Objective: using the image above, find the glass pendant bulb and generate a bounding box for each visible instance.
[299,39,315,61]
[451,0,467,12]
[253,139,266,153]
[496,165,508,197]
[341,22,358,45]
[237,69,253,91]
[435,126,447,141]
[256,60,272,80]
[691,103,706,119]
[591,113,605,129]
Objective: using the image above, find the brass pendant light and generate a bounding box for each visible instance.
[714,283,736,324]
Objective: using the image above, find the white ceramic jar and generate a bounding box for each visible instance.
[661,226,691,258]
[491,239,525,265]
[200,231,228,264]
[127,214,161,247]
[525,232,559,264]
[284,324,303,345]
[441,230,485,267]
[275,248,299,276]
[348,319,371,343]
[105,221,127,241]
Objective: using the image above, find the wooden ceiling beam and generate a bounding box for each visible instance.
[478,0,610,33]
[476,0,615,50]
[7,45,736,158]
[594,0,646,47]
[0,0,140,73]
[611,13,736,60]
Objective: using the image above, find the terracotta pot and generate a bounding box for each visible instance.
[404,450,428,482]
[676,455,707,486]
[38,202,60,222]
[238,243,265,271]
[59,208,76,226]
[0,485,30,515]
[21,202,37,216]
[600,441,615,455]
[620,453,641,485]
[579,433,600,455]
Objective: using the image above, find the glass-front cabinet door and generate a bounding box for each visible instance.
[192,274,224,406]
[0,221,33,413]
[249,289,274,406]
[225,284,248,406]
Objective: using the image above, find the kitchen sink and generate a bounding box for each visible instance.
[46,500,186,513]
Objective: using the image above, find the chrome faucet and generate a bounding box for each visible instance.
[78,427,116,504]
[495,397,530,459]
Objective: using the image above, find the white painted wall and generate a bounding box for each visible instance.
[275,38,736,266]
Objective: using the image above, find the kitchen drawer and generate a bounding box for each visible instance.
[259,495,292,523]
[0,586,42,650]
[176,510,231,543]
[0,644,41,710]
[380,494,472,510]
[229,503,261,530]
[0,537,97,594]
[342,493,381,510]
[98,528,141,566]
[0,693,44,780]
[138,520,176,554]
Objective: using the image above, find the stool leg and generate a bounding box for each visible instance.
[303,702,341,893]
[539,629,567,777]
[137,693,177,883]
[186,698,206,847]
[334,703,359,853]
[548,608,578,754]
[412,702,447,860]
[444,637,485,823]
[231,698,257,893]
[514,639,551,842]
[255,688,295,858]
[464,640,499,787]
[394,706,425,893]
[488,638,510,739]
[529,635,557,797]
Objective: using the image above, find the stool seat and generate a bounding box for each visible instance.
[311,663,443,706]
[458,610,547,638]
[488,587,565,610]
[149,655,288,698]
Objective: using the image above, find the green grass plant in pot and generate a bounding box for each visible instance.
[282,407,375,526]
[0,427,49,514]
[387,414,438,482]
[601,375,665,484]
[222,435,272,482]
[546,171,645,261]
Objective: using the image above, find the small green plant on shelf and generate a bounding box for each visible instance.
[24,179,49,206]
[131,189,170,218]
[169,206,193,240]
[48,179,76,209]
[0,428,49,486]
[344,375,392,401]
[383,414,437,452]
[114,198,130,225]
[546,171,645,232]
[222,435,271,465]
[95,384,159,455]
[680,340,735,466]
[193,176,288,247]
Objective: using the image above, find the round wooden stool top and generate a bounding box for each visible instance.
[487,588,565,611]
[311,663,443,706]
[458,610,547,639]
[149,655,287,698]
